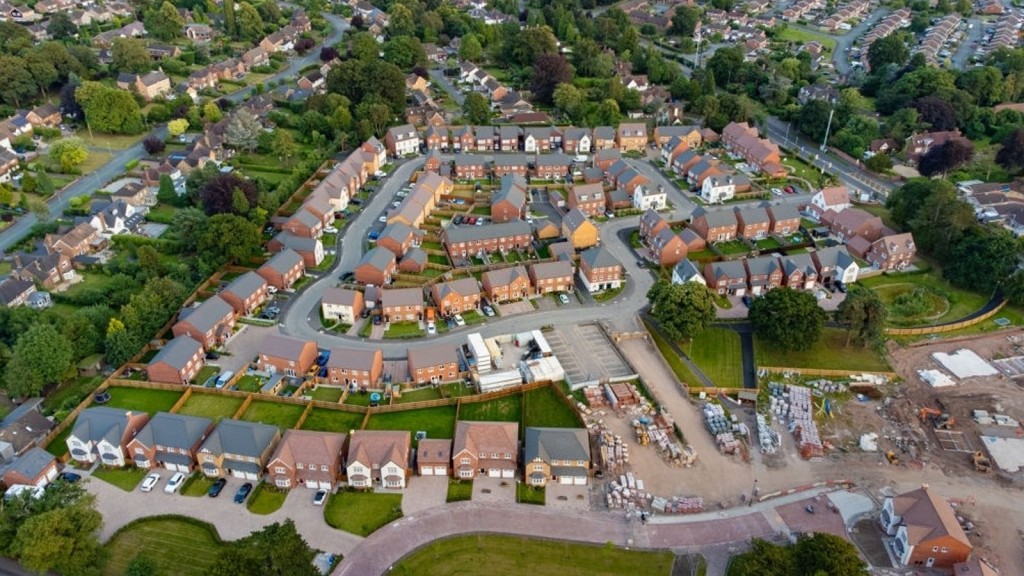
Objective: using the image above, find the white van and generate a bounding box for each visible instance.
[215,371,234,389]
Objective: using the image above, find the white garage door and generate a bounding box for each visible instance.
[433,466,447,475]
[573,476,587,486]
[501,469,514,478]
[559,476,573,485]
[306,482,320,490]
[316,481,333,490]
[421,467,434,476]
[231,469,247,479]
[487,469,501,478]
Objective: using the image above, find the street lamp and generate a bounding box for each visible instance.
[820,107,835,153]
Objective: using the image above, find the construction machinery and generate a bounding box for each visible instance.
[919,407,956,429]
[973,451,991,473]
[885,451,900,466]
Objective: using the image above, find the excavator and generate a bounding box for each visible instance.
[972,452,991,473]
[919,407,956,430]
[885,451,900,466]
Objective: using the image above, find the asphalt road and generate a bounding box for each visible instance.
[952,18,984,70]
[428,68,465,106]
[0,13,349,256]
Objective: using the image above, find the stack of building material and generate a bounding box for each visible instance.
[597,429,629,471]
[786,385,824,460]
[609,382,641,406]
[757,413,780,454]
[807,379,845,394]
[716,432,742,454]
[651,496,705,514]
[703,403,731,434]
[584,386,607,407]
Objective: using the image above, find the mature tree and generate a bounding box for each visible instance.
[1003,269,1024,305]
[572,38,612,79]
[103,317,138,368]
[156,173,177,206]
[0,56,39,107]
[383,36,426,70]
[794,533,868,576]
[797,99,832,143]
[223,0,236,37]
[48,137,89,172]
[46,12,77,39]
[836,286,888,347]
[203,101,223,122]
[462,92,491,125]
[168,118,189,137]
[60,80,83,120]
[270,130,298,164]
[887,178,974,259]
[146,1,185,40]
[226,109,262,152]
[865,153,893,173]
[111,37,151,74]
[670,6,701,37]
[199,173,259,215]
[458,33,483,62]
[3,324,73,397]
[171,207,208,252]
[294,37,315,55]
[11,494,104,575]
[126,556,157,576]
[76,82,144,134]
[996,128,1024,171]
[553,82,585,123]
[236,2,265,42]
[197,214,262,267]
[727,539,794,576]
[143,135,166,155]
[211,520,318,576]
[319,46,340,62]
[1,483,102,565]
[957,65,1004,107]
[504,26,558,68]
[749,288,826,352]
[912,96,957,132]
[944,228,1018,294]
[530,53,573,105]
[647,281,717,341]
[592,99,621,126]
[867,34,909,71]
[388,4,415,38]
[918,137,974,177]
[349,31,379,61]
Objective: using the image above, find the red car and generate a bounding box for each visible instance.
[784,186,795,194]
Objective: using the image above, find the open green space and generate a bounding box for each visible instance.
[104,387,182,415]
[180,473,215,497]
[239,400,305,429]
[755,327,891,372]
[300,408,366,433]
[176,394,244,421]
[366,406,457,444]
[246,484,288,515]
[515,483,546,505]
[311,386,345,402]
[102,516,225,576]
[860,271,987,326]
[643,320,701,386]
[93,466,148,491]
[446,479,473,502]
[523,386,580,428]
[390,534,675,576]
[776,27,837,53]
[459,395,522,423]
[44,425,73,457]
[323,491,403,537]
[60,272,118,301]
[874,283,950,325]
[81,132,145,150]
[687,328,745,388]
[396,387,443,403]
[754,237,782,251]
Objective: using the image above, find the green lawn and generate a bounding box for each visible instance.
[146,203,178,224]
[523,386,580,428]
[239,400,305,429]
[192,365,221,386]
[459,396,522,423]
[93,466,149,492]
[385,321,424,338]
[324,491,403,536]
[859,271,988,326]
[43,375,103,413]
[102,516,225,576]
[104,387,182,414]
[44,425,73,457]
[754,237,782,251]
[82,132,145,150]
[395,387,442,403]
[300,408,366,433]
[446,479,473,502]
[687,328,745,388]
[180,474,215,497]
[176,394,244,421]
[344,391,373,406]
[311,386,345,402]
[776,27,837,54]
[755,327,891,372]
[246,484,288,514]
[234,375,263,392]
[516,483,546,505]
[366,406,457,444]
[390,535,675,576]
[441,381,475,398]
[60,272,117,300]
[642,320,701,386]
[715,240,750,256]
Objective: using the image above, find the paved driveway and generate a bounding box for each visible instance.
[497,300,534,317]
[401,476,447,516]
[472,477,516,504]
[215,324,277,374]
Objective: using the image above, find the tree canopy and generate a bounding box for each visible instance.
[749,288,825,352]
[647,280,717,342]
[836,286,887,348]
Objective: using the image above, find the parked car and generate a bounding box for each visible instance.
[453,314,466,327]
[742,295,753,308]
[392,201,401,208]
[475,218,484,226]
[205,478,228,497]
[378,216,387,223]
[234,482,253,503]
[373,314,382,326]
[453,215,463,225]
[558,293,570,305]
[205,351,220,360]
[313,489,328,506]
[324,226,338,234]
[482,305,495,317]
[784,186,795,194]
[57,471,82,483]
[164,472,186,494]
[836,281,847,293]
[427,322,437,335]
[466,216,476,225]
[771,188,782,196]
[140,473,161,492]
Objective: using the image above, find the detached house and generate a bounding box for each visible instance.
[326,348,384,388]
[649,228,687,267]
[283,210,324,239]
[258,249,305,290]
[671,259,706,286]
[579,246,622,293]
[355,247,397,286]
[812,245,860,286]
[690,209,738,242]
[2,447,58,488]
[823,207,883,242]
[67,407,150,467]
[524,427,590,486]
[432,278,481,316]
[219,271,268,316]
[198,420,281,480]
[408,344,460,384]
[482,265,531,303]
[744,255,783,294]
[880,485,972,569]
[171,296,235,351]
[866,233,916,270]
[767,204,801,236]
[704,260,749,295]
[377,222,423,257]
[346,430,411,489]
[147,335,205,385]
[0,399,53,458]
[735,207,771,240]
[268,430,346,490]
[562,127,591,153]
[321,288,364,324]
[616,123,648,151]
[127,413,214,472]
[561,208,599,250]
[0,277,35,308]
[633,185,667,211]
[385,124,421,157]
[529,260,574,294]
[809,185,851,218]
[568,183,605,217]
[257,334,318,377]
[381,287,424,322]
[452,421,519,479]
[781,253,819,290]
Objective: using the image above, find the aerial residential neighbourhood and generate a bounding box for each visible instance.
[3,0,1024,575]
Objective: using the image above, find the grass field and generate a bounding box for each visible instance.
[389,535,675,576]
[523,386,580,428]
[43,375,103,413]
[104,387,182,414]
[180,474,215,497]
[102,517,225,576]
[755,327,891,372]
[240,400,305,429]
[688,328,745,388]
[446,479,473,502]
[44,425,73,456]
[644,320,701,386]
[366,406,457,444]
[177,394,244,421]
[459,396,522,423]
[311,387,345,402]
[93,466,148,491]
[776,27,837,54]
[859,271,988,326]
[300,408,366,433]
[324,491,403,536]
[246,484,288,515]
[82,132,145,150]
[395,387,442,403]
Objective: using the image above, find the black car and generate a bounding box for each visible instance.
[234,482,253,503]
[742,295,753,308]
[57,471,82,483]
[453,215,463,225]
[361,308,370,318]
[208,478,227,497]
[836,281,848,294]
[205,351,220,360]
[373,314,382,326]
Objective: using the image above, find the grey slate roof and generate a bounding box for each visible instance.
[745,255,781,277]
[272,231,320,252]
[1,398,44,430]
[358,247,396,271]
[561,208,590,233]
[223,271,267,303]
[534,153,570,167]
[782,253,816,276]
[707,260,747,280]
[179,296,232,335]
[673,259,703,281]
[379,221,420,246]
[200,419,279,457]
[149,335,203,371]
[402,247,427,266]
[493,154,528,167]
[434,278,479,299]
[813,245,853,269]
[132,412,212,451]
[0,277,34,305]
[498,125,520,139]
[261,249,303,275]
[259,334,313,362]
[768,203,801,222]
[482,265,529,287]
[580,246,619,269]
[72,407,144,446]
[736,207,769,225]
[6,447,54,480]
[524,427,590,463]
[493,174,526,207]
[691,208,736,229]
[327,348,380,372]
[593,126,615,140]
[381,287,423,307]
[530,260,572,280]
[444,220,531,244]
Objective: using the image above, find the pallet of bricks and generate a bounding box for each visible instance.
[768,383,824,460]
[603,381,643,410]
[607,472,648,510]
[703,402,747,455]
[651,495,704,515]
[642,412,696,466]
[596,427,629,473]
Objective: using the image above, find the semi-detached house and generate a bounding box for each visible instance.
[126,412,214,472]
[481,265,531,303]
[326,348,384,388]
[257,334,318,377]
[346,430,411,489]
[258,249,305,290]
[219,271,268,316]
[381,287,424,322]
[171,296,235,351]
[408,344,460,384]
[147,335,205,385]
[432,278,481,316]
[268,429,346,490]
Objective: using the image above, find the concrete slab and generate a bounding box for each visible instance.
[981,435,1024,472]
[546,483,590,511]
[497,300,534,317]
[827,490,875,526]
